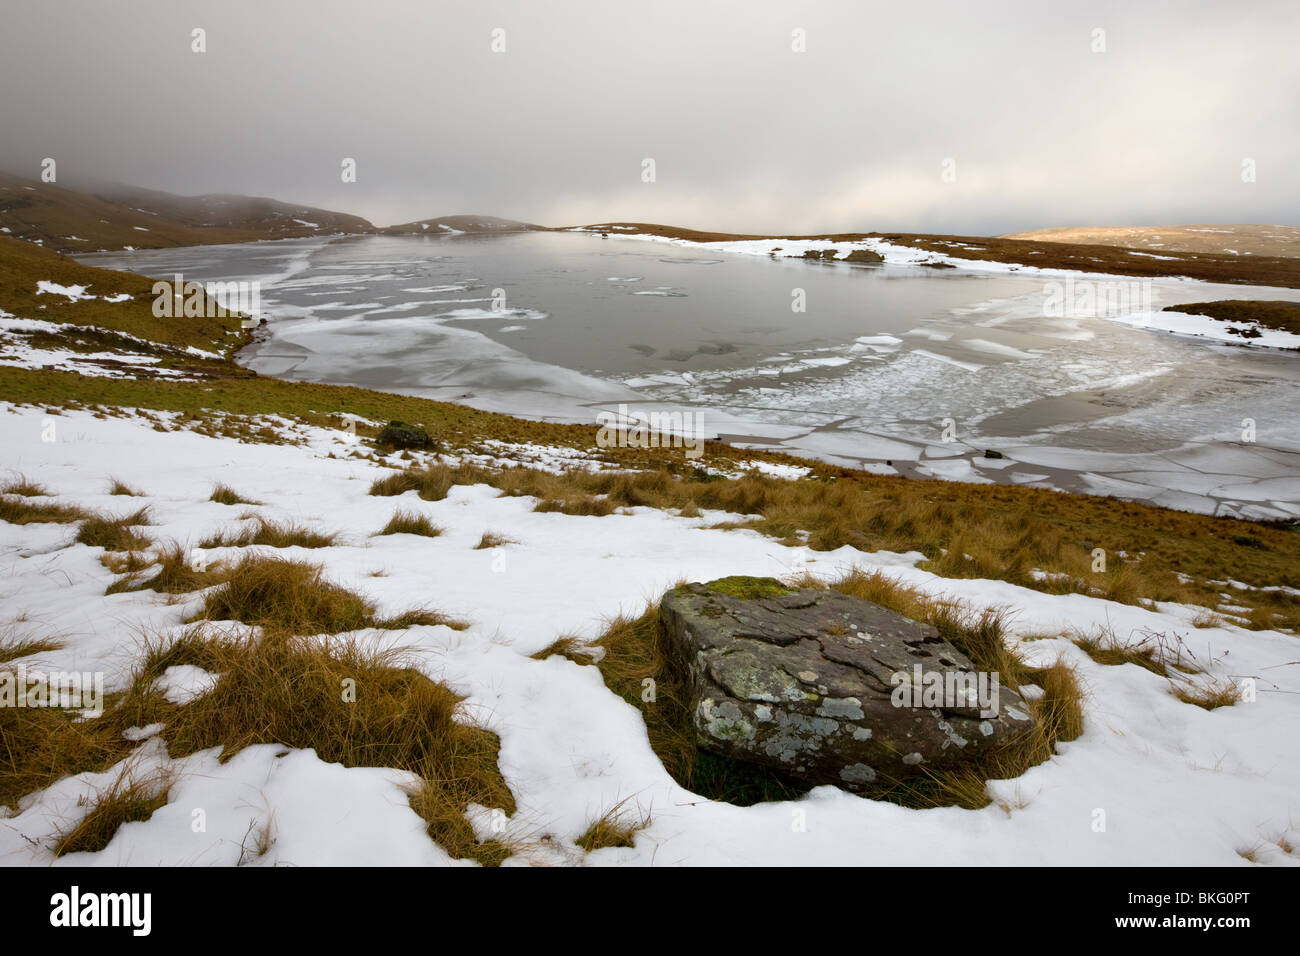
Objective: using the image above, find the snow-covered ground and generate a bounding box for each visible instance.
[1,404,1297,866]
[1109,309,1300,350]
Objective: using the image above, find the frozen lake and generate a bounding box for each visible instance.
[80,232,1300,518]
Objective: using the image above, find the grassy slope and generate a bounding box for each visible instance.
[379,215,545,235]
[77,178,374,235]
[3,238,1299,633]
[0,236,240,352]
[1002,224,1300,259]
[0,173,373,254]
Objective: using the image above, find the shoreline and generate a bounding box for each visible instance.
[207,230,1300,521]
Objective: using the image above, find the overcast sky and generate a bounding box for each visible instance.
[3,0,1297,234]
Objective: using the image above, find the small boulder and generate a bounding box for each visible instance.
[659,577,1036,791]
[377,420,434,451]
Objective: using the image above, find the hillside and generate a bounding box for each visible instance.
[572,222,1300,288]
[379,214,545,235]
[6,171,1297,291]
[1001,224,1300,259]
[0,172,374,254]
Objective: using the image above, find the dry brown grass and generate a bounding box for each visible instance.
[529,636,597,662]
[1073,631,1167,676]
[107,477,144,497]
[237,816,276,865]
[474,532,517,550]
[0,633,65,663]
[209,483,260,506]
[0,475,49,497]
[75,507,151,551]
[147,627,513,865]
[370,463,464,501]
[375,510,443,538]
[100,550,152,575]
[187,555,375,633]
[0,495,86,525]
[534,495,617,516]
[576,798,650,852]
[1170,675,1242,710]
[187,554,465,635]
[52,764,172,857]
[1072,625,1203,677]
[1002,224,1300,259]
[368,460,1300,633]
[375,609,470,631]
[106,542,230,595]
[0,678,163,809]
[199,516,336,549]
[1190,609,1226,628]
[0,624,508,863]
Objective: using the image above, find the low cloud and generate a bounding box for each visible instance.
[2,0,1296,233]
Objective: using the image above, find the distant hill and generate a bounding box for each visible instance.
[6,172,1297,290]
[1001,224,1300,259]
[0,172,375,254]
[379,214,544,235]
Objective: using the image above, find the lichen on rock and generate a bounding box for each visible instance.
[658,578,1037,791]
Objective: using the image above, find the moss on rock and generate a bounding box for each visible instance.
[703,576,794,601]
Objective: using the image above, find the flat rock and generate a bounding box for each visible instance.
[659,577,1036,791]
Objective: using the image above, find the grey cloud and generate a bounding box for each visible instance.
[2,0,1296,233]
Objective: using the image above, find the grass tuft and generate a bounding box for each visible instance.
[370,463,473,501]
[1171,676,1242,710]
[209,483,260,506]
[1072,625,1202,677]
[0,496,86,525]
[530,636,598,662]
[576,798,650,852]
[374,609,470,631]
[0,633,65,663]
[375,510,443,538]
[188,554,466,635]
[0,475,49,497]
[474,532,517,550]
[534,495,616,516]
[188,556,373,634]
[75,508,151,551]
[52,765,172,857]
[1073,630,1167,676]
[237,817,276,865]
[199,516,336,549]
[106,542,229,595]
